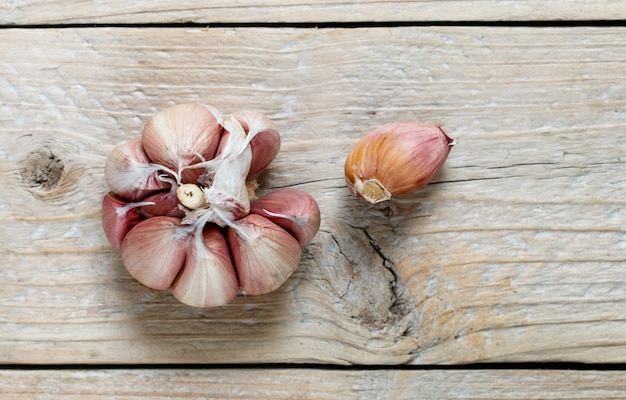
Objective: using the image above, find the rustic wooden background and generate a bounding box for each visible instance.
[2,1,626,398]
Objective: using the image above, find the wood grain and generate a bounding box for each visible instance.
[1,0,625,25]
[2,368,626,399]
[1,26,625,365]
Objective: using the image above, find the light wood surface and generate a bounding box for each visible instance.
[2,368,626,399]
[2,2,626,398]
[2,26,625,366]
[2,0,625,25]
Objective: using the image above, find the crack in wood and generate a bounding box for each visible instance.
[356,225,414,330]
[325,230,357,304]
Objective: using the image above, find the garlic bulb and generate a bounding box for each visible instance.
[344,122,455,204]
[102,103,321,308]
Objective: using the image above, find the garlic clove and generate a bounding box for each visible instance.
[226,214,302,296]
[230,110,281,178]
[344,122,455,204]
[141,103,223,181]
[170,225,239,308]
[121,216,192,290]
[250,188,321,246]
[104,139,167,201]
[101,192,145,250]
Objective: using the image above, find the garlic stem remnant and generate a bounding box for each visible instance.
[176,183,206,209]
[344,122,455,204]
[102,103,321,308]
[354,178,391,205]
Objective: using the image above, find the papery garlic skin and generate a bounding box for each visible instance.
[344,122,455,204]
[199,115,253,223]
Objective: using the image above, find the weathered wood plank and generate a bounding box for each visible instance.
[2,368,626,399]
[1,0,625,25]
[1,26,625,365]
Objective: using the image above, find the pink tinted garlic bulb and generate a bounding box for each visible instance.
[102,104,321,308]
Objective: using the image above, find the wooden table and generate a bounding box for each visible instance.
[2,1,626,398]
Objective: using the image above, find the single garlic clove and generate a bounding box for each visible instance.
[250,188,321,246]
[170,225,239,308]
[101,192,145,250]
[226,214,302,296]
[121,216,192,290]
[230,110,281,178]
[344,122,455,204]
[104,139,167,201]
[141,103,223,180]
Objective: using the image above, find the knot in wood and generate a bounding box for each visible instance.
[20,148,65,191]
